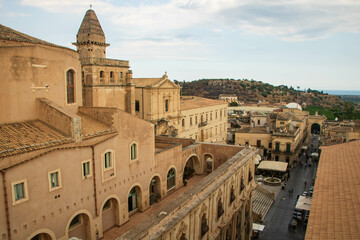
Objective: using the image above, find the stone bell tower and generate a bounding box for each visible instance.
[73,9,109,59]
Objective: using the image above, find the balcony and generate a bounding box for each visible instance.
[198,121,208,127]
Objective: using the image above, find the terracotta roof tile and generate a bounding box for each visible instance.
[79,113,116,139]
[305,140,360,240]
[180,96,227,111]
[0,120,72,158]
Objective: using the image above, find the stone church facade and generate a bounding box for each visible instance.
[0,9,249,240]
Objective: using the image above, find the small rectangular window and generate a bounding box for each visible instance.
[131,144,137,160]
[50,172,59,188]
[135,101,140,112]
[83,161,91,178]
[14,182,25,201]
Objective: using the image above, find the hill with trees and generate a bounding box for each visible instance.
[175,78,360,120]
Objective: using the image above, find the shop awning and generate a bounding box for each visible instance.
[295,196,312,211]
[257,161,288,172]
[253,223,265,231]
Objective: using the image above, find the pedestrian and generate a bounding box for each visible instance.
[304,181,307,188]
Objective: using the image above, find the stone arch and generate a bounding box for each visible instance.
[66,209,93,240]
[229,184,236,204]
[311,123,321,134]
[183,154,201,181]
[101,195,120,232]
[27,229,55,240]
[128,184,144,213]
[203,153,214,173]
[149,174,162,205]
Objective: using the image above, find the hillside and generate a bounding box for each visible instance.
[175,78,346,109]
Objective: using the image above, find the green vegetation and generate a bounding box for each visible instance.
[230,102,238,106]
[305,103,360,120]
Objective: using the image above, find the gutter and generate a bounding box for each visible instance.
[1,170,11,240]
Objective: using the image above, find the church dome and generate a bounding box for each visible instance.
[285,102,302,110]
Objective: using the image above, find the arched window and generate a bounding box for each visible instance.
[66,70,75,104]
[128,188,138,212]
[100,70,104,83]
[167,168,176,190]
[131,143,137,160]
[110,71,114,82]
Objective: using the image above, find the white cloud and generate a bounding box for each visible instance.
[20,0,360,42]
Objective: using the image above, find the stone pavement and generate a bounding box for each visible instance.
[260,135,319,240]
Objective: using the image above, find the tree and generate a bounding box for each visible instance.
[230,102,238,106]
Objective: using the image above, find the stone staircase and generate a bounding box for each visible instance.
[253,184,275,222]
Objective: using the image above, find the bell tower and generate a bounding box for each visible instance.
[73,9,109,59]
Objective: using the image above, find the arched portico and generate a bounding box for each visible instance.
[101,197,120,232]
[183,154,201,181]
[67,212,92,240]
[128,185,143,213]
[311,123,321,134]
[203,153,214,173]
[27,229,55,240]
[149,175,162,205]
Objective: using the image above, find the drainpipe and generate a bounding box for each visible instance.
[91,146,98,216]
[1,170,12,240]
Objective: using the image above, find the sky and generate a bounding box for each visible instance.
[1,0,360,91]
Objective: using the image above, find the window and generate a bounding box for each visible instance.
[257,140,261,147]
[100,71,104,78]
[210,113,212,121]
[275,142,280,151]
[182,119,185,127]
[167,168,176,190]
[131,143,137,160]
[165,99,169,112]
[110,71,114,82]
[268,142,272,149]
[82,160,91,179]
[66,70,75,104]
[190,117,193,126]
[104,152,112,169]
[69,215,81,229]
[135,101,140,112]
[286,143,291,153]
[216,111,218,118]
[12,181,27,204]
[275,155,279,161]
[103,199,111,211]
[195,116,198,124]
[49,170,61,191]
[128,188,138,212]
[258,120,260,125]
[120,72,123,79]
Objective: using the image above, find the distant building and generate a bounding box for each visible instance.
[219,94,238,103]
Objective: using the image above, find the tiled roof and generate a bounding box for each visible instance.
[80,114,117,139]
[305,140,360,240]
[0,115,116,158]
[132,78,163,88]
[180,96,227,111]
[0,120,72,158]
[0,24,71,50]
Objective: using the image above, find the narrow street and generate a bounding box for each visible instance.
[261,134,320,240]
